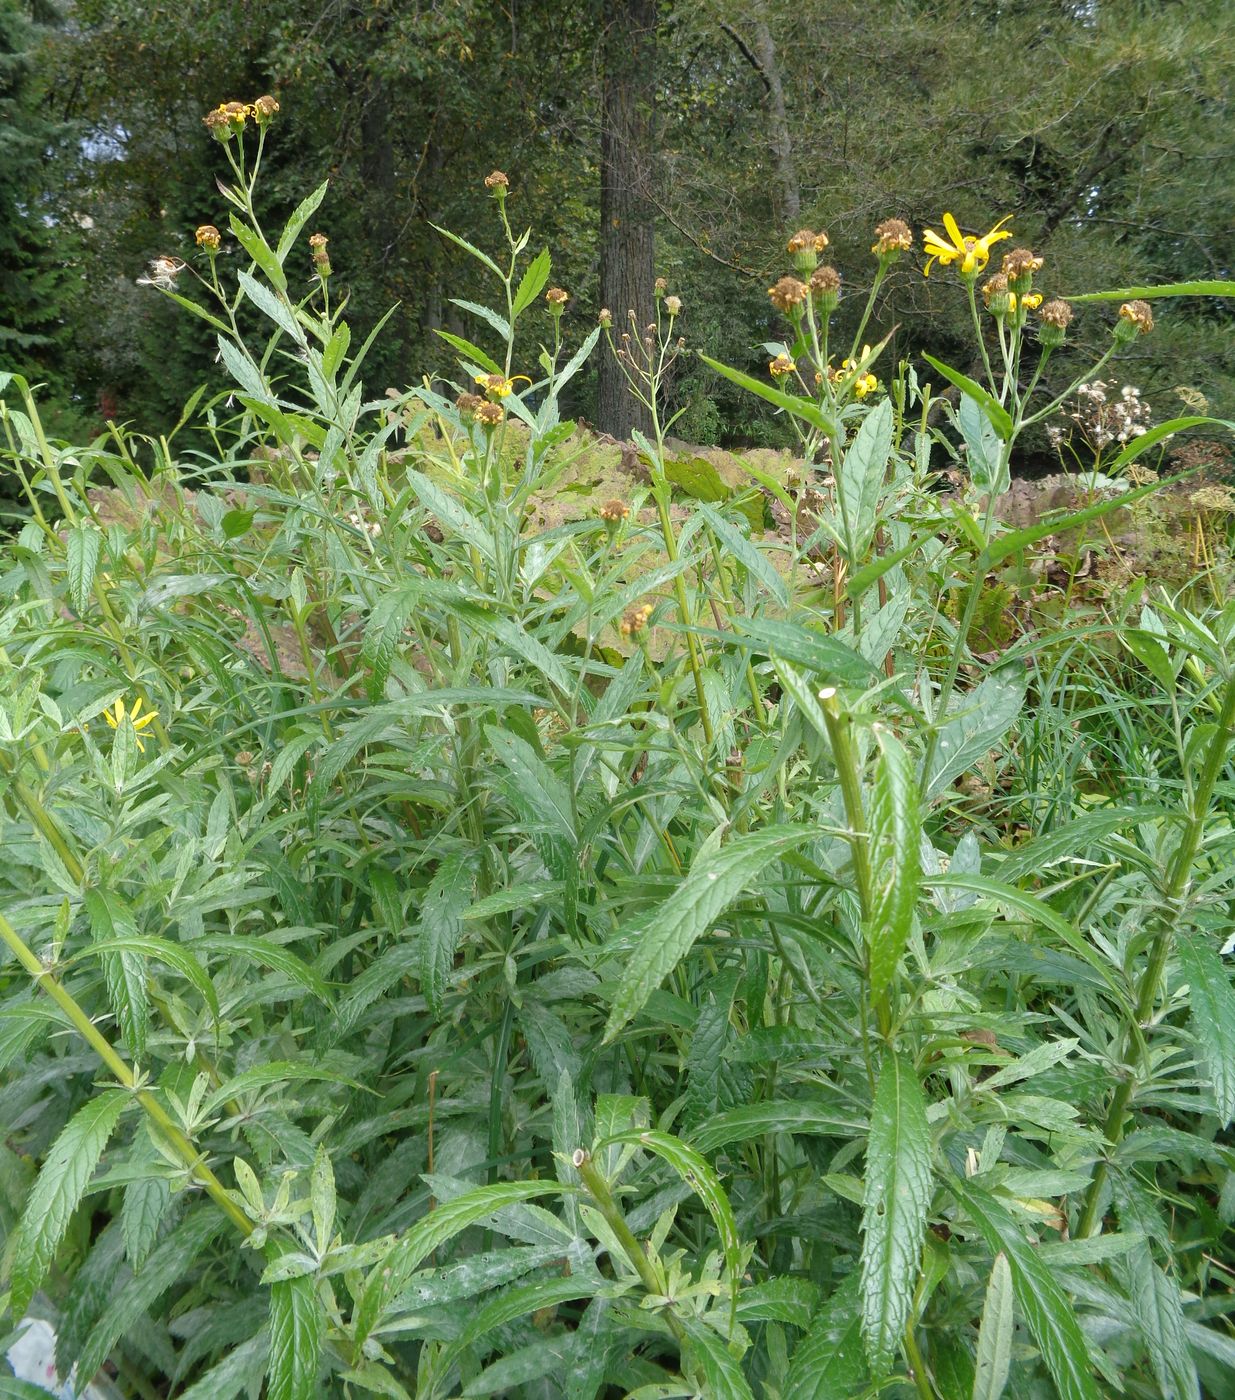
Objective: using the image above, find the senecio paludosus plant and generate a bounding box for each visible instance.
[2,96,1235,1400]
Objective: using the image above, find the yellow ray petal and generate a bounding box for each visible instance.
[942,211,965,249]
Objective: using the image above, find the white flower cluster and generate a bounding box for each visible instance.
[1052,379,1153,455]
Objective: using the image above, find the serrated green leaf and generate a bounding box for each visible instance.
[951,1177,1099,1400]
[698,503,788,608]
[922,353,1013,440]
[9,1091,127,1317]
[1069,280,1235,301]
[84,889,150,1058]
[237,268,300,340]
[268,1271,324,1400]
[688,1100,865,1153]
[860,1051,932,1376]
[1122,1242,1200,1400]
[925,665,1027,799]
[275,180,329,264]
[972,1253,1013,1400]
[783,1277,867,1399]
[681,1316,755,1399]
[866,727,921,1004]
[121,1172,171,1271]
[66,522,101,614]
[839,398,894,560]
[229,214,287,292]
[202,1061,367,1116]
[511,247,552,319]
[1177,933,1235,1127]
[435,328,503,377]
[699,353,839,437]
[354,1181,559,1346]
[602,825,813,1042]
[420,850,477,1016]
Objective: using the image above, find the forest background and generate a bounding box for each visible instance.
[3,0,1234,467]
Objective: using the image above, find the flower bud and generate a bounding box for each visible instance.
[545,286,569,316]
[981,273,1010,319]
[309,231,331,278]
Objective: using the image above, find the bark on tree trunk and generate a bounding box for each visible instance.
[753,9,800,229]
[598,0,657,440]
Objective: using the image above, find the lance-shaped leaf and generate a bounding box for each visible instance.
[602,824,813,1042]
[1177,932,1235,1128]
[861,1051,932,1377]
[866,726,921,1004]
[972,1253,1014,1400]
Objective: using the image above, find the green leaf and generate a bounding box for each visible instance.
[354,1181,559,1345]
[972,1253,1014,1400]
[237,269,301,340]
[76,1207,224,1383]
[724,617,876,686]
[681,1317,755,1400]
[78,933,218,1019]
[435,328,503,377]
[1176,933,1235,1127]
[268,1271,325,1400]
[176,1330,270,1400]
[665,454,730,503]
[511,247,552,319]
[66,522,101,614]
[9,1091,127,1317]
[602,824,814,1042]
[698,503,788,608]
[202,1061,367,1116]
[121,1172,171,1271]
[860,1051,932,1377]
[1122,1242,1200,1400]
[922,353,1013,441]
[84,889,150,1060]
[431,222,504,277]
[839,398,894,561]
[193,935,331,1001]
[866,727,921,1004]
[699,353,839,437]
[783,1277,867,1400]
[276,180,330,265]
[420,850,477,1016]
[229,214,287,292]
[221,507,255,539]
[925,665,1027,800]
[311,1145,336,1255]
[1068,280,1235,301]
[689,1100,865,1153]
[951,1177,1099,1400]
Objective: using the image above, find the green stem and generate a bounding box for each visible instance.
[1076,667,1235,1237]
[0,911,253,1238]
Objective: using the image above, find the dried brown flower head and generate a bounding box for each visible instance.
[981,272,1009,310]
[768,276,809,313]
[654,276,668,294]
[664,295,682,316]
[137,256,185,290]
[1118,300,1155,336]
[598,307,613,328]
[599,498,630,524]
[1039,299,1073,329]
[195,224,221,252]
[455,392,484,419]
[309,231,331,277]
[872,218,912,256]
[620,602,654,637]
[484,170,509,191]
[1001,248,1044,286]
[252,94,280,124]
[476,401,505,428]
[545,286,569,309]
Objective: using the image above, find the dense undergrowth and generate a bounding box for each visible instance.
[3,105,1235,1400]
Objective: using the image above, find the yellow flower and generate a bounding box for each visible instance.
[1010,292,1043,313]
[922,213,1013,277]
[842,347,879,398]
[769,353,796,378]
[104,696,158,752]
[475,373,532,400]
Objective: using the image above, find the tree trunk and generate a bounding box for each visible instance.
[598,0,657,440]
[752,9,799,229]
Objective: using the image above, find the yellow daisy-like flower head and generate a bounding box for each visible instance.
[475,373,532,401]
[841,347,880,398]
[769,353,797,378]
[104,696,158,752]
[922,213,1013,278]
